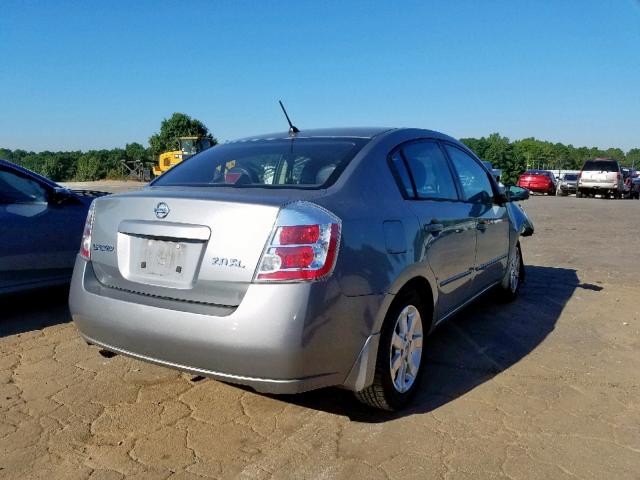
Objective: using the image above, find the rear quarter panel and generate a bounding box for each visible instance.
[315,130,440,326]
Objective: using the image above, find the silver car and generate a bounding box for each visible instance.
[69,127,534,410]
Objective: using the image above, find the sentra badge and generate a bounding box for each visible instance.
[92,243,114,252]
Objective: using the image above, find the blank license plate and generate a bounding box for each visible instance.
[138,238,189,279]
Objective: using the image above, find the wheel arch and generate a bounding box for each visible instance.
[374,274,437,335]
[343,274,436,393]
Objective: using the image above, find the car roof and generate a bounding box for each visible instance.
[227,126,471,149]
[229,127,396,142]
[0,158,60,188]
[587,158,617,162]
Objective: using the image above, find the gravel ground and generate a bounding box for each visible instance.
[1,194,639,479]
[61,180,145,195]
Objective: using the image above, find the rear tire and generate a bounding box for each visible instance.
[354,290,427,411]
[496,243,524,303]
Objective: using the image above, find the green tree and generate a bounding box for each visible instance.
[460,137,490,159]
[604,148,625,163]
[626,148,640,169]
[148,113,216,159]
[483,133,524,185]
[125,142,151,165]
[75,152,102,181]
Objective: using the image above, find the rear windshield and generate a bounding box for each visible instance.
[583,160,618,172]
[152,138,368,189]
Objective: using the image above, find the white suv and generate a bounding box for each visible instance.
[577,158,624,199]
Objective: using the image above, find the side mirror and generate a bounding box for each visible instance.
[505,185,530,202]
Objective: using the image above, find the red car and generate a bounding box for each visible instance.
[517,170,557,195]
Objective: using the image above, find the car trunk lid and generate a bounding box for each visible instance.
[519,174,548,186]
[88,188,315,306]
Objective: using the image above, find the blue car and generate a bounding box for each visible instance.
[0,159,109,294]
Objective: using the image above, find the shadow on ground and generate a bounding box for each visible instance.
[1,285,72,337]
[2,266,603,424]
[281,265,594,422]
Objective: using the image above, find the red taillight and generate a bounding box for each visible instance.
[256,223,340,282]
[279,225,320,245]
[275,246,315,269]
[79,202,96,260]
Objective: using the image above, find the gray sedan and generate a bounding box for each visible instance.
[69,127,533,410]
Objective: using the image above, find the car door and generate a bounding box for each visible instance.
[443,144,510,291]
[389,140,477,318]
[0,166,81,291]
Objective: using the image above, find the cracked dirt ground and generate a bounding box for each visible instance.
[2,195,639,479]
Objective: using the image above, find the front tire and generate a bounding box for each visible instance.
[355,291,427,411]
[496,243,524,303]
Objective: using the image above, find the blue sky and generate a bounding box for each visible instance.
[1,0,639,152]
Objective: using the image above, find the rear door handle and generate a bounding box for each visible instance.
[424,223,444,234]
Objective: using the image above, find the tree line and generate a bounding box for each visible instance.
[0,143,152,182]
[461,134,640,185]
[0,113,215,182]
[1,116,638,185]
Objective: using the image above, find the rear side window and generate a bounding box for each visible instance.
[153,138,368,189]
[582,160,619,172]
[392,141,459,200]
[389,152,414,197]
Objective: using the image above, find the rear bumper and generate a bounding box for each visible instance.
[69,256,385,394]
[578,182,619,190]
[518,183,551,193]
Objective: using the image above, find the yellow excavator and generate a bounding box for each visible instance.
[152,136,214,177]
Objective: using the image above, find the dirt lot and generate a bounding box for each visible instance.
[1,194,639,479]
[61,180,145,195]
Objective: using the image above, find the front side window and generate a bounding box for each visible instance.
[398,141,458,200]
[444,144,494,204]
[0,169,48,205]
[153,138,367,189]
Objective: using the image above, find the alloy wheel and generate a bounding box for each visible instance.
[389,305,423,393]
[510,248,521,293]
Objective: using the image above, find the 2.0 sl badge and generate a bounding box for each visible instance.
[211,257,246,269]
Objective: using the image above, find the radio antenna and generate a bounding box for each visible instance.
[278,100,300,136]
